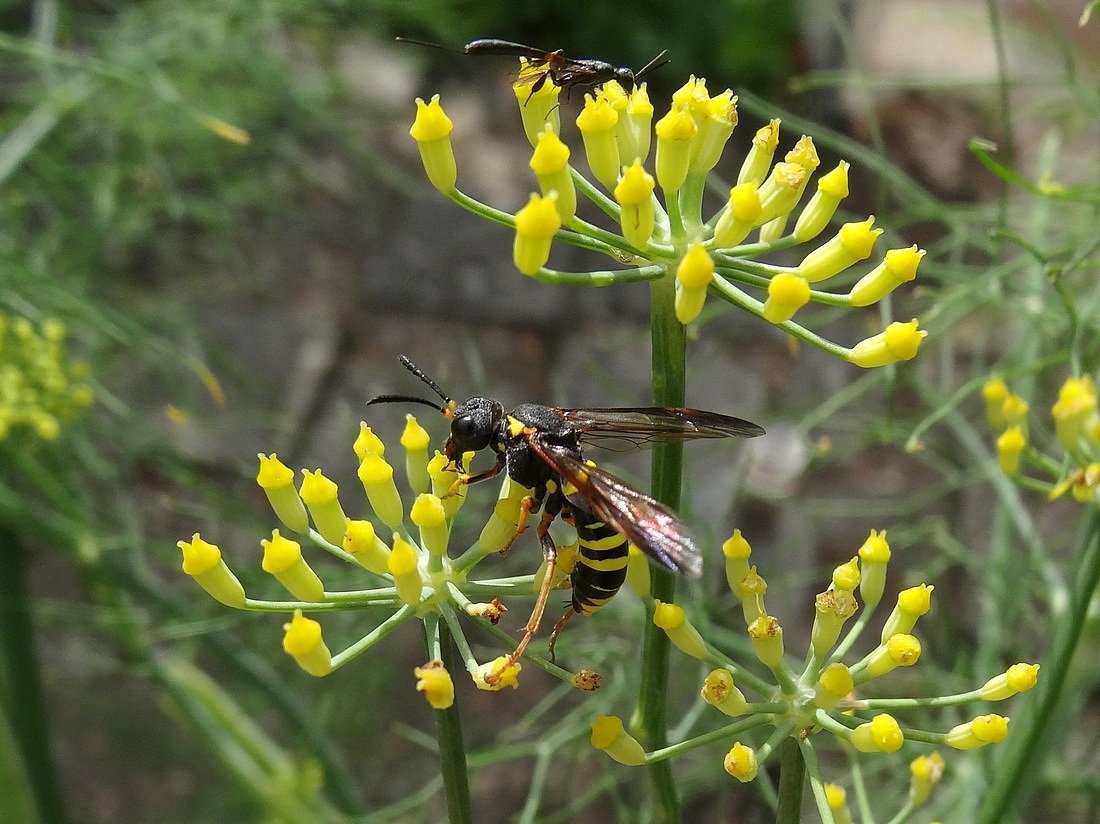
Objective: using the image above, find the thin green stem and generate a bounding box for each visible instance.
[775,737,806,824]
[527,264,665,287]
[632,270,686,823]
[329,604,416,669]
[978,508,1100,823]
[644,716,770,763]
[430,621,473,824]
[0,527,68,824]
[799,738,836,824]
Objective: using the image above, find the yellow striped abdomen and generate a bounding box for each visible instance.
[571,518,628,615]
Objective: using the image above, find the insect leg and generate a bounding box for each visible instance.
[547,608,576,663]
[499,490,543,556]
[443,454,504,498]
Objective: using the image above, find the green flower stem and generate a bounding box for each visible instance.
[978,508,1100,823]
[844,746,874,824]
[1022,446,1064,479]
[643,716,771,764]
[438,603,480,674]
[665,187,686,246]
[632,269,687,823]
[711,254,793,278]
[473,621,584,685]
[571,166,622,221]
[0,527,68,824]
[528,265,665,287]
[717,235,801,258]
[242,591,399,611]
[769,664,799,696]
[775,737,806,824]
[798,738,836,824]
[678,174,706,236]
[307,529,361,565]
[825,604,878,666]
[427,620,474,824]
[329,604,416,669]
[813,710,856,741]
[708,276,853,360]
[844,689,987,710]
[461,575,537,593]
[882,800,917,824]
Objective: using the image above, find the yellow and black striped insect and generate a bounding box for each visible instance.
[368,355,764,669]
[395,37,670,99]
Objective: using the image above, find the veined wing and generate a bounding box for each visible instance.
[561,407,765,451]
[526,435,702,577]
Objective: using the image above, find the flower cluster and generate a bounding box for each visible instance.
[985,373,1100,503]
[589,529,1038,821]
[0,313,93,441]
[409,73,928,367]
[177,417,597,711]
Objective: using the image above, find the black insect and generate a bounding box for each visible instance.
[367,356,764,674]
[395,36,670,99]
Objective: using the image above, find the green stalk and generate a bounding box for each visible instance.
[0,527,68,824]
[431,622,473,824]
[977,508,1100,823]
[632,270,686,822]
[774,737,805,824]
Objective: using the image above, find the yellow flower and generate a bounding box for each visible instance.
[409,95,456,193]
[857,529,891,607]
[342,519,391,575]
[713,182,763,248]
[909,752,946,807]
[400,414,433,495]
[652,600,708,660]
[357,452,404,529]
[654,105,697,192]
[793,161,850,242]
[848,246,925,307]
[747,614,784,668]
[945,714,1010,749]
[979,663,1040,701]
[798,217,882,283]
[414,660,455,710]
[298,468,347,546]
[723,742,758,782]
[848,320,927,368]
[513,192,562,275]
[982,377,1009,431]
[815,662,854,710]
[614,160,656,249]
[177,534,246,607]
[811,589,858,658]
[1052,375,1097,452]
[410,493,449,556]
[529,126,576,223]
[859,634,922,681]
[591,715,646,766]
[282,609,333,676]
[997,426,1026,476]
[575,94,621,189]
[473,656,522,691]
[256,453,308,533]
[738,118,780,186]
[851,713,904,753]
[675,242,714,324]
[261,529,325,602]
[514,63,561,146]
[761,273,811,324]
[701,668,748,716]
[880,584,934,640]
[388,535,423,606]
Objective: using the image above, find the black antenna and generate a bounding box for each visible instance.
[635,50,670,82]
[399,355,452,405]
[365,393,447,412]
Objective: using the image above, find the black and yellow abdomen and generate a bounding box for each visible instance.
[570,517,629,615]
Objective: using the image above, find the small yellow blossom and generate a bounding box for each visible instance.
[825,784,853,824]
[1001,393,1029,428]
[851,713,904,753]
[342,519,391,575]
[798,217,882,283]
[529,126,576,223]
[979,663,1040,701]
[848,320,927,368]
[622,83,654,164]
[982,378,1009,431]
[945,714,1010,749]
[358,452,404,529]
[388,535,423,606]
[738,118,780,186]
[723,742,758,782]
[353,422,385,459]
[473,656,522,691]
[256,453,308,533]
[761,273,810,324]
[409,95,457,193]
[401,414,433,494]
[675,242,714,324]
[755,161,806,226]
[282,609,333,676]
[177,534,246,607]
[653,600,709,660]
[1052,375,1097,452]
[722,529,753,597]
[747,614,784,668]
[909,752,946,807]
[997,426,1027,476]
[736,567,768,625]
[614,160,656,249]
[793,161,850,242]
[848,246,925,307]
[513,192,562,275]
[261,529,325,602]
[654,105,697,192]
[881,584,934,641]
[690,89,738,175]
[815,662,854,710]
[701,668,748,716]
[832,557,861,591]
[410,493,449,556]
[514,62,561,146]
[575,94,621,189]
[859,634,922,681]
[857,529,891,607]
[811,589,858,658]
[591,715,646,766]
[414,660,455,710]
[713,181,763,248]
[298,468,347,546]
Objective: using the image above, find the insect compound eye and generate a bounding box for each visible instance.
[450,411,491,452]
[615,67,635,86]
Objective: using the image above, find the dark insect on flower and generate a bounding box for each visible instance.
[368,356,764,675]
[396,37,670,99]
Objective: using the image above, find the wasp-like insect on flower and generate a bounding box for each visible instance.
[395,36,670,99]
[368,356,763,677]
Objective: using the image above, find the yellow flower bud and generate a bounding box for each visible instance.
[997,426,1027,476]
[1052,375,1097,452]
[623,83,654,164]
[298,469,347,546]
[261,529,324,602]
[283,609,332,676]
[815,662,854,710]
[388,535,423,606]
[798,217,882,283]
[428,451,467,518]
[851,713,904,753]
[945,714,1010,749]
[713,182,763,248]
[401,414,433,495]
[723,742,758,782]
[857,529,891,607]
[409,95,456,193]
[690,89,738,175]
[848,320,927,369]
[177,534,246,607]
[530,125,576,223]
[881,584,934,641]
[738,119,780,186]
[614,160,656,249]
[979,663,1040,701]
[701,668,748,716]
[736,567,768,625]
[811,589,858,658]
[909,752,945,807]
[472,656,522,691]
[832,557,861,591]
[576,94,621,189]
[654,105,697,192]
[625,543,651,598]
[591,715,646,766]
[849,245,925,307]
[414,660,455,709]
[256,453,308,533]
[342,519,391,575]
[761,273,810,324]
[793,161,850,242]
[860,634,922,681]
[513,192,562,275]
[514,63,561,147]
[410,493,449,556]
[825,784,853,824]
[982,378,1009,431]
[747,614,784,668]
[353,422,385,459]
[652,600,709,660]
[358,453,404,529]
[674,242,714,324]
[722,529,753,598]
[755,161,806,226]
